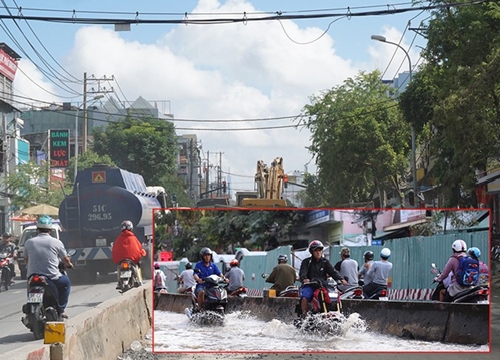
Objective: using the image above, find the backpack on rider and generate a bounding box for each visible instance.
[455,255,479,286]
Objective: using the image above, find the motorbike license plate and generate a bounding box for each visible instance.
[96,238,107,246]
[379,297,389,301]
[28,292,43,303]
[120,271,132,278]
[477,300,489,304]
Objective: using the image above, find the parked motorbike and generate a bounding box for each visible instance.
[430,263,489,304]
[228,286,247,298]
[117,259,140,293]
[21,249,76,340]
[185,274,228,325]
[0,252,13,292]
[293,278,345,334]
[337,283,364,300]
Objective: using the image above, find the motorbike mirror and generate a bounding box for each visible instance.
[67,249,77,256]
[431,263,436,268]
[194,268,201,273]
[261,273,268,278]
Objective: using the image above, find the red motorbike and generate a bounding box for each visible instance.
[229,286,247,297]
[0,252,13,292]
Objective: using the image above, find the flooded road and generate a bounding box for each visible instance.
[153,310,488,353]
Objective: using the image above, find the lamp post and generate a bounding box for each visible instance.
[74,95,104,183]
[371,35,418,207]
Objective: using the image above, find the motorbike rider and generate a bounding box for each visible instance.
[433,239,469,302]
[265,254,297,295]
[111,220,146,289]
[468,247,489,286]
[153,263,167,290]
[177,262,196,294]
[0,232,17,284]
[363,248,393,298]
[225,259,245,293]
[358,250,374,285]
[334,247,359,286]
[23,216,73,318]
[299,240,347,317]
[193,247,223,311]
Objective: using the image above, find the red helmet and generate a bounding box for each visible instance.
[309,240,324,254]
[230,259,239,267]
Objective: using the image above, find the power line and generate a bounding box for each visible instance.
[0,1,486,25]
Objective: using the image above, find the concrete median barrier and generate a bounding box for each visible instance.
[6,284,152,360]
[154,292,488,345]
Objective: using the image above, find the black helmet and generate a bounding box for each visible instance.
[2,232,11,238]
[185,262,192,269]
[200,247,213,259]
[309,240,324,254]
[363,250,374,261]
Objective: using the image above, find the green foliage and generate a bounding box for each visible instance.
[92,116,178,186]
[4,161,67,210]
[301,71,410,206]
[401,1,500,206]
[156,209,306,260]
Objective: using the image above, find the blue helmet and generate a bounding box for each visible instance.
[37,216,53,230]
[468,247,481,259]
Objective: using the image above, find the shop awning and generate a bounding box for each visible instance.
[476,170,500,186]
[383,218,429,232]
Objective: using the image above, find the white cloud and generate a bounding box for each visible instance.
[13,0,414,192]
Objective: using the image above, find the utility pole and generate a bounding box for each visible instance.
[205,151,209,199]
[82,73,114,153]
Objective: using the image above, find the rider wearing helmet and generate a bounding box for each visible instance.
[0,231,17,284]
[193,247,223,310]
[177,262,196,294]
[23,215,73,318]
[225,259,245,293]
[153,263,167,291]
[362,248,393,299]
[358,250,375,285]
[299,240,347,317]
[433,239,469,301]
[334,247,359,286]
[111,220,146,289]
[265,254,297,295]
[468,247,489,286]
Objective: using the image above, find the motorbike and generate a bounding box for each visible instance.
[228,286,247,297]
[293,278,345,335]
[21,249,76,340]
[430,263,489,304]
[185,274,228,326]
[117,259,141,293]
[358,278,388,300]
[0,252,13,292]
[261,273,299,297]
[337,283,364,300]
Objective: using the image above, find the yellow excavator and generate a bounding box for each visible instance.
[240,157,289,207]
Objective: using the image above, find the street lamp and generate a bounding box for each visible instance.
[74,95,104,182]
[371,34,418,207]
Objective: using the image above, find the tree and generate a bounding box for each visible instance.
[400,1,500,206]
[4,161,66,209]
[300,71,411,206]
[92,116,178,186]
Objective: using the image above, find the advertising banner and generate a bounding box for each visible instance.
[49,129,70,168]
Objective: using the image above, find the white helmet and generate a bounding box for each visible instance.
[452,239,467,252]
[380,248,391,259]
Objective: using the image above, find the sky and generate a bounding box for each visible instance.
[4,0,430,193]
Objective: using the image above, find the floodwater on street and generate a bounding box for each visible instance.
[153,310,489,353]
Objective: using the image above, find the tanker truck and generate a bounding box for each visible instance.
[58,164,166,283]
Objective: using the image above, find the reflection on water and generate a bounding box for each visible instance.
[153,310,489,353]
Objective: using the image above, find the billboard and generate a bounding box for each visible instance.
[49,129,70,168]
[0,48,18,81]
